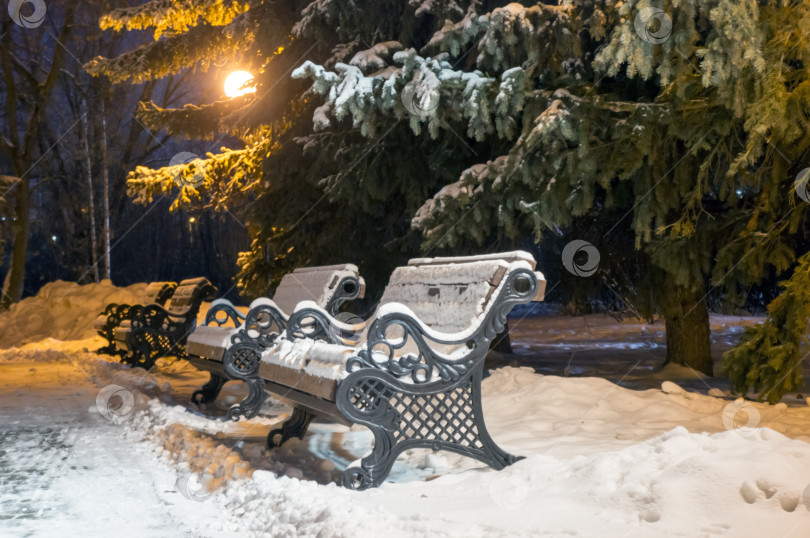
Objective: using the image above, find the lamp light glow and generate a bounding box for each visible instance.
[224,71,256,98]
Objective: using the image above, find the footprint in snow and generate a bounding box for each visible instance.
[739,480,810,512]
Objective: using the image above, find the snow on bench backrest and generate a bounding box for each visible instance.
[165,277,215,316]
[271,264,365,316]
[141,281,176,306]
[378,251,542,335]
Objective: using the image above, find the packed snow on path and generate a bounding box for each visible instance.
[1,282,809,537]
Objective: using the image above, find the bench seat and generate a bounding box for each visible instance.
[186,265,365,409]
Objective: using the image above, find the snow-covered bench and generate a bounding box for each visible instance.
[185,265,366,408]
[94,281,177,356]
[227,251,546,489]
[113,277,218,369]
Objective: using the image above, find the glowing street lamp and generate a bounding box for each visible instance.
[224,71,256,98]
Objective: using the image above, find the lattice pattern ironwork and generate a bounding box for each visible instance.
[229,346,261,376]
[347,381,483,448]
[116,278,216,370]
[127,329,174,369]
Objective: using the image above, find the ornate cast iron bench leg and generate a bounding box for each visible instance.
[333,266,538,490]
[97,305,133,356]
[336,367,519,490]
[266,408,314,449]
[219,301,288,419]
[191,373,227,405]
[223,342,266,420]
[126,328,169,370]
[97,317,118,355]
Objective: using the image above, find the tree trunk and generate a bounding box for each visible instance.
[101,104,111,280]
[660,279,713,375]
[81,103,100,282]
[2,180,30,309]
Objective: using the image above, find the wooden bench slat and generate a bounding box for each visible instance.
[408,250,537,270]
[272,267,364,316]
[379,260,511,334]
[259,362,338,402]
[261,379,349,425]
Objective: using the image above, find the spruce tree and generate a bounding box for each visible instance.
[289,0,810,389]
[89,1,810,399]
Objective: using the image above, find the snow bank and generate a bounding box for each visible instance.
[0,279,147,348]
[2,305,809,537]
[195,368,810,537]
[48,350,810,537]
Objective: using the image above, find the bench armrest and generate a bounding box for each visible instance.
[230,297,289,349]
[204,298,246,327]
[103,302,128,315]
[101,302,141,321]
[346,266,539,384]
[287,301,367,346]
[129,303,190,329]
[325,274,366,316]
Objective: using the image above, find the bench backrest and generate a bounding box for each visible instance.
[378,251,544,334]
[272,264,365,316]
[165,277,218,317]
[142,281,177,306]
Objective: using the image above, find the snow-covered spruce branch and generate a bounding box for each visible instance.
[411,86,674,248]
[100,0,250,39]
[723,251,810,403]
[292,49,528,141]
[594,0,765,114]
[86,22,253,84]
[136,96,257,140]
[423,1,579,72]
[126,142,263,213]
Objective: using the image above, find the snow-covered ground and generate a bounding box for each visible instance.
[1,282,809,537]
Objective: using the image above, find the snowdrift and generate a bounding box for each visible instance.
[1,280,808,536]
[3,349,809,537]
[0,279,146,348]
